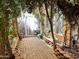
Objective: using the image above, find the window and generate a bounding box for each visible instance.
[57,14,64,35]
[53,11,64,35]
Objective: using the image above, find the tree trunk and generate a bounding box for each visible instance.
[44,0,56,50]
[77,26,79,40]
[49,19,56,50]
[69,24,72,48]
[14,17,22,40]
[0,43,5,55]
[64,20,67,46]
[0,26,5,55]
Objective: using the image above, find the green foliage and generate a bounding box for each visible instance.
[0,0,20,42]
[0,0,52,42]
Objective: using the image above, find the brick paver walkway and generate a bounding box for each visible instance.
[17,37,57,59]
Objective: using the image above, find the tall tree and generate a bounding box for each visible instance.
[44,0,56,50]
[57,0,79,48]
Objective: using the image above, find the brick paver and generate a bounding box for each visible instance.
[17,37,57,59]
